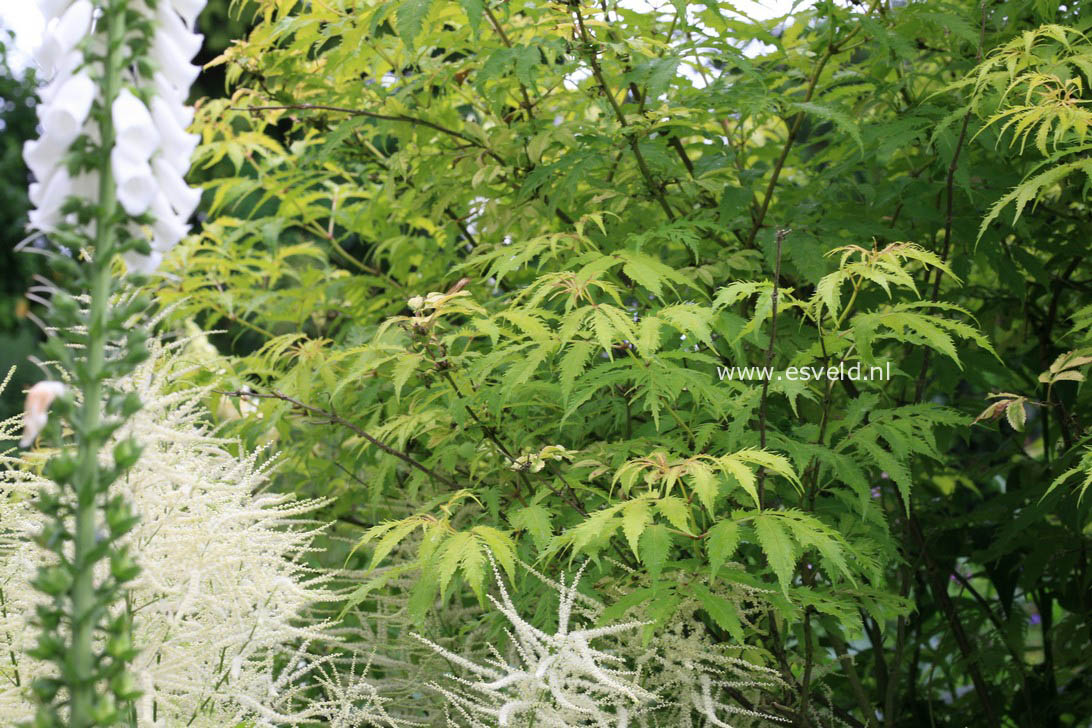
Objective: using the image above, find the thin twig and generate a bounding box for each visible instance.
[797,607,815,726]
[573,6,676,221]
[217,389,459,490]
[828,630,879,728]
[234,104,507,166]
[949,568,1032,715]
[756,228,790,508]
[899,6,1000,722]
[744,0,881,248]
[481,5,537,117]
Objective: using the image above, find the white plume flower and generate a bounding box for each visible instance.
[0,336,350,726]
[416,561,657,727]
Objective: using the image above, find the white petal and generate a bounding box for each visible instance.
[39,51,95,106]
[149,193,189,251]
[121,250,163,275]
[113,88,161,161]
[28,207,61,233]
[36,166,74,216]
[171,0,207,27]
[39,71,95,146]
[151,27,201,89]
[152,72,195,128]
[158,1,199,49]
[34,0,92,75]
[150,96,199,173]
[39,0,71,23]
[23,137,64,183]
[112,147,156,215]
[70,170,100,201]
[152,157,201,219]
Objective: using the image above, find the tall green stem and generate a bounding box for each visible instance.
[69,3,125,724]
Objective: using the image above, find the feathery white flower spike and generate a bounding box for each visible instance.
[0,338,350,724]
[19,381,66,448]
[417,560,656,727]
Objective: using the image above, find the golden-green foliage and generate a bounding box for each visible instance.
[145,0,1092,724]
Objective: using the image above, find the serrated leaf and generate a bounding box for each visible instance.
[438,531,473,596]
[693,583,745,642]
[362,519,420,571]
[391,352,423,400]
[720,457,760,509]
[461,537,487,602]
[706,520,741,578]
[687,460,719,514]
[621,499,652,558]
[754,513,797,594]
[508,504,553,551]
[790,101,863,151]
[395,0,433,49]
[473,526,516,581]
[457,0,483,35]
[560,341,596,400]
[656,495,694,535]
[407,566,439,621]
[639,524,671,579]
[1006,400,1027,431]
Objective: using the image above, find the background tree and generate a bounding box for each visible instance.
[0,32,43,414]
[139,0,1092,725]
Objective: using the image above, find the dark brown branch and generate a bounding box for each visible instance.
[884,570,911,727]
[797,608,816,726]
[949,568,1032,712]
[912,109,971,402]
[902,501,1000,725]
[756,228,790,508]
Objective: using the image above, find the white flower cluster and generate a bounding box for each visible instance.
[0,338,343,726]
[415,562,657,727]
[419,559,793,728]
[25,0,206,273]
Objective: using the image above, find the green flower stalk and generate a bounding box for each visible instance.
[20,0,206,725]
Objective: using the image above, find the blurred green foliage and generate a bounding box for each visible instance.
[0,32,41,414]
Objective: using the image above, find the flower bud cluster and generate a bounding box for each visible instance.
[25,0,206,274]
